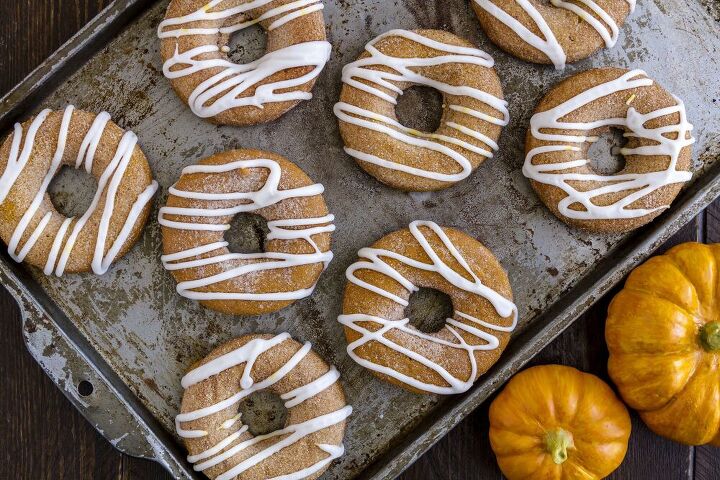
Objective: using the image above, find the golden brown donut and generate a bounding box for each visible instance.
[472,0,636,69]
[334,29,508,192]
[338,221,517,395]
[0,106,157,276]
[158,0,331,126]
[176,333,352,480]
[159,149,334,315]
[523,68,694,233]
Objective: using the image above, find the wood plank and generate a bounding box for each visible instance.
[705,199,720,243]
[0,0,111,94]
[401,405,502,480]
[121,456,171,480]
[695,446,720,480]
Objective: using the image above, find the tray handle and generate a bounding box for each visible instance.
[0,261,194,479]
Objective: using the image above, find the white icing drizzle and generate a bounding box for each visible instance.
[473,0,635,69]
[0,106,158,276]
[549,0,633,49]
[333,29,509,184]
[523,69,695,221]
[176,333,352,480]
[157,0,331,118]
[159,158,334,301]
[338,221,517,394]
[474,0,565,68]
[281,366,340,408]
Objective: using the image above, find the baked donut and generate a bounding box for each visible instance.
[159,149,334,315]
[338,221,517,394]
[334,29,508,191]
[176,333,352,480]
[0,106,158,276]
[472,0,636,69]
[523,68,695,233]
[158,0,331,126]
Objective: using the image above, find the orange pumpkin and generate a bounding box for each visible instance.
[489,365,631,480]
[606,242,720,446]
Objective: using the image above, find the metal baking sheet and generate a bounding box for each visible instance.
[1,0,719,478]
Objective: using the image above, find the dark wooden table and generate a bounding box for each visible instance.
[0,1,718,478]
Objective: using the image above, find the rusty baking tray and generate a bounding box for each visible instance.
[1,0,719,478]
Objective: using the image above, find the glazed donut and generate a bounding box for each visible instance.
[159,149,334,315]
[338,221,517,395]
[176,333,352,480]
[158,0,331,126]
[523,68,695,233]
[472,0,636,69]
[334,29,508,192]
[0,106,157,276]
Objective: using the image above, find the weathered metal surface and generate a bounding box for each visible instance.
[1,0,719,479]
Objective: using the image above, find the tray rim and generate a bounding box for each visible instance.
[1,1,719,479]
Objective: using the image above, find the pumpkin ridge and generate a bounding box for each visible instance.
[640,354,720,444]
[490,421,546,439]
[629,286,696,310]
[564,436,630,477]
[567,459,600,479]
[626,286,702,320]
[573,430,632,447]
[488,427,543,454]
[614,346,696,358]
[611,351,702,411]
[493,449,544,462]
[496,450,552,478]
[627,286,702,319]
[570,438,626,476]
[666,246,718,308]
[607,291,698,355]
[660,253,697,279]
[491,383,553,434]
[662,255,704,297]
[566,376,587,427]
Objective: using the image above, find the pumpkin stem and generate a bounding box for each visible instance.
[700,321,720,352]
[545,428,574,465]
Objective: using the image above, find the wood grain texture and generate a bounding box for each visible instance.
[0,1,111,93]
[0,1,718,479]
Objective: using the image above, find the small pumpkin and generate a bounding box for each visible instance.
[607,242,720,446]
[489,365,631,480]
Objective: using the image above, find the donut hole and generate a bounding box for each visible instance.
[48,165,97,218]
[587,127,627,175]
[226,212,270,254]
[237,390,288,436]
[405,287,454,334]
[220,23,267,65]
[395,85,444,133]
